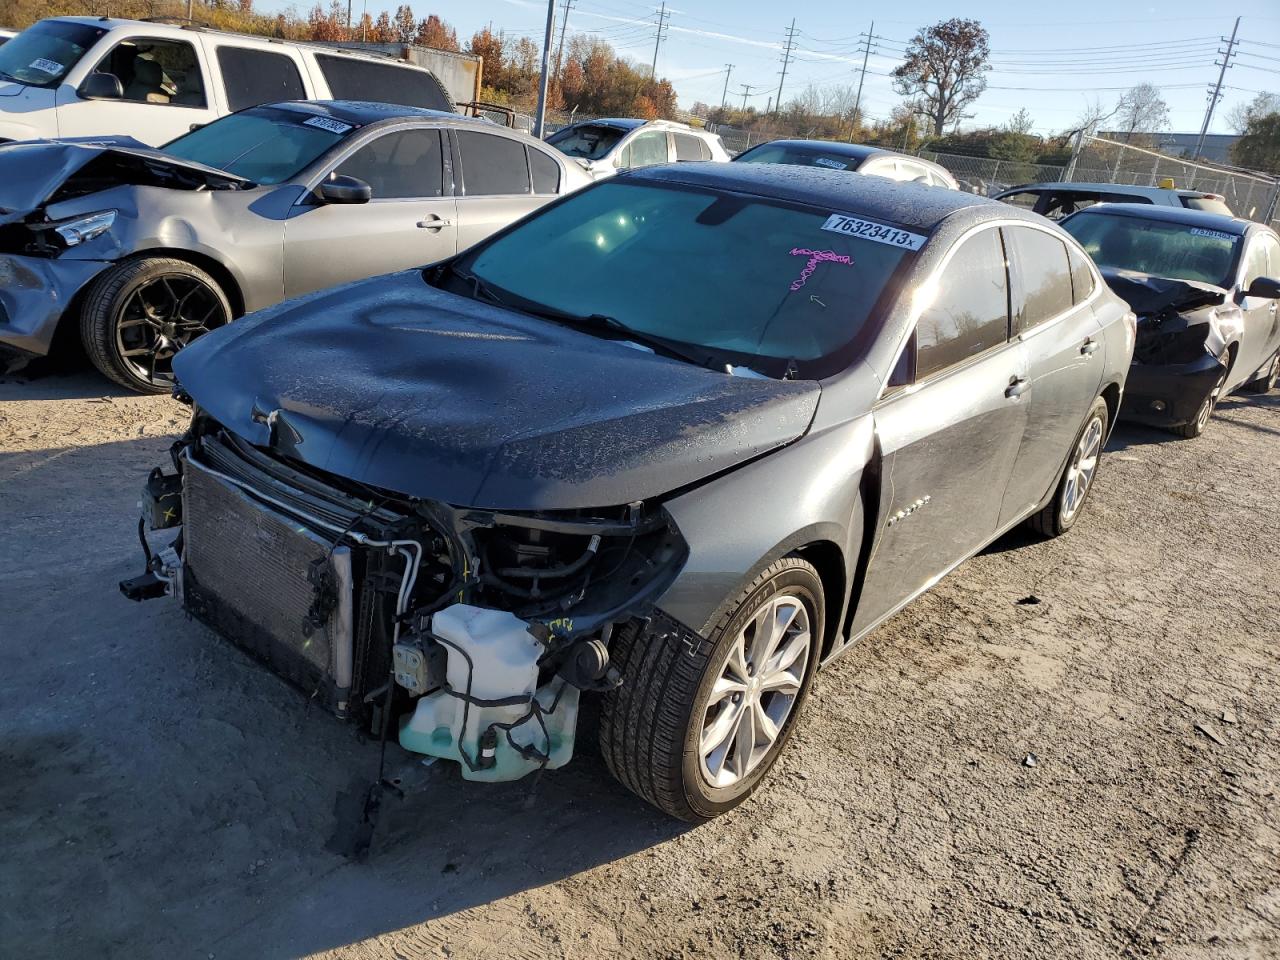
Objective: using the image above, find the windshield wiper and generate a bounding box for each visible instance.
[513,304,717,369]
[441,263,506,305]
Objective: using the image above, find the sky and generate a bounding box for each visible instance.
[270,0,1280,135]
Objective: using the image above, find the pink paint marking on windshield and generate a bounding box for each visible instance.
[788,248,853,291]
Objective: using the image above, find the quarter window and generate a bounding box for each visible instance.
[456,130,531,196]
[216,47,306,112]
[94,38,205,107]
[1005,226,1074,334]
[916,229,1011,379]
[335,129,444,199]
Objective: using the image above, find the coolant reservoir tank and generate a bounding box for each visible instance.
[432,604,541,703]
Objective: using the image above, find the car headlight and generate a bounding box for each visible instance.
[53,210,116,247]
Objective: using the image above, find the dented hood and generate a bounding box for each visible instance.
[173,270,821,510]
[1100,268,1228,317]
[0,137,250,222]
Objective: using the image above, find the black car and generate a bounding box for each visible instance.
[1062,204,1280,438]
[124,165,1132,821]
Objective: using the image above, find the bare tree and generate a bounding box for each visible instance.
[891,18,990,137]
[1112,83,1169,144]
[1004,107,1034,135]
[1226,91,1280,135]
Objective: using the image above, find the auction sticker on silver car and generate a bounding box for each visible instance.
[303,116,354,135]
[822,214,926,250]
[1189,227,1236,242]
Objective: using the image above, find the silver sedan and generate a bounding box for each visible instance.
[0,100,591,392]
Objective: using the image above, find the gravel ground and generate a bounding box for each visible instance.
[1,366,1277,960]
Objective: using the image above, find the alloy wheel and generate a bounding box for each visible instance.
[1061,414,1103,524]
[699,593,812,789]
[114,275,225,386]
[1196,367,1229,433]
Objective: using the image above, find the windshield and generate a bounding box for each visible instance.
[735,143,866,173]
[161,108,354,185]
[0,20,107,88]
[456,180,917,374]
[1062,212,1240,288]
[546,124,626,161]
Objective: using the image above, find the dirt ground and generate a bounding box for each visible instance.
[1,362,1278,960]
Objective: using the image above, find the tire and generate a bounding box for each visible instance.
[1174,360,1229,439]
[80,257,232,394]
[599,557,825,821]
[1028,396,1108,538]
[1241,351,1278,395]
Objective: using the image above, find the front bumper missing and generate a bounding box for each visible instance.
[1119,351,1227,428]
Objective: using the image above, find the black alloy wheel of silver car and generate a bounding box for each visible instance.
[81,257,232,394]
[599,557,824,821]
[1029,396,1109,538]
[1242,351,1279,395]
[1176,355,1230,440]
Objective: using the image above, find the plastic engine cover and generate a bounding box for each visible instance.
[399,604,580,781]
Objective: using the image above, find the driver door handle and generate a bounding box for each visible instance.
[1080,337,1099,356]
[417,215,452,230]
[1005,376,1029,399]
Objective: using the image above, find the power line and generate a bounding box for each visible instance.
[1194,15,1240,159]
[774,18,798,116]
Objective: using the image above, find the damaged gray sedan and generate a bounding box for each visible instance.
[123,165,1133,821]
[0,99,586,391]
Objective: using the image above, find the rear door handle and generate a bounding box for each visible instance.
[1005,376,1029,399]
[417,216,452,230]
[1080,338,1099,356]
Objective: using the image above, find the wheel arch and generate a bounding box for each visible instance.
[126,248,247,319]
[1100,379,1121,440]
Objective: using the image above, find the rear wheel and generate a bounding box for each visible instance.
[1028,396,1108,538]
[1175,360,1228,439]
[80,257,231,394]
[599,557,824,821]
[1242,351,1278,395]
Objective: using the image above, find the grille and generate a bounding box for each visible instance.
[182,456,355,716]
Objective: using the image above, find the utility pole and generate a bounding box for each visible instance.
[533,0,556,139]
[849,22,878,142]
[720,64,734,110]
[774,18,797,117]
[1193,16,1240,161]
[553,0,575,88]
[739,83,756,113]
[650,2,670,79]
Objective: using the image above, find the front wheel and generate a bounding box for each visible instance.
[1028,396,1108,538]
[599,557,824,821]
[80,257,232,394]
[1175,361,1229,439]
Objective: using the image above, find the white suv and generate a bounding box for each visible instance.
[0,17,454,146]
[546,118,730,179]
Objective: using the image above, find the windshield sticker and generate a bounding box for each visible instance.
[822,213,926,250]
[813,157,849,170]
[29,58,63,75]
[303,116,354,135]
[1189,227,1235,242]
[789,248,853,291]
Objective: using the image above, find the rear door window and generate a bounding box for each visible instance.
[314,54,452,111]
[216,47,306,112]
[334,128,444,199]
[916,228,1011,379]
[1005,226,1075,334]
[456,130,531,196]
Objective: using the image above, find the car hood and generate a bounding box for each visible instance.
[1099,268,1228,317]
[0,137,251,223]
[173,271,821,510]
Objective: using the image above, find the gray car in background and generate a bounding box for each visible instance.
[124,166,1134,822]
[0,99,589,391]
[734,139,960,190]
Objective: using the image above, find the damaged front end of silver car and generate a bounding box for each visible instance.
[122,409,689,787]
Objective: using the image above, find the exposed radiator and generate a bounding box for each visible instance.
[182,456,355,716]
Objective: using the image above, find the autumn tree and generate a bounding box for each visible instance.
[468,27,504,88]
[307,1,347,41]
[1231,112,1280,174]
[892,18,990,136]
[414,14,458,51]
[371,11,394,42]
[393,5,416,43]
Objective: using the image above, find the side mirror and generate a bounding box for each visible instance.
[79,72,123,100]
[318,175,372,205]
[1245,276,1280,299]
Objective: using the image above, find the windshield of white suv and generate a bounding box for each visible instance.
[1062,212,1241,288]
[455,180,918,376]
[162,107,354,185]
[546,124,627,161]
[0,20,107,88]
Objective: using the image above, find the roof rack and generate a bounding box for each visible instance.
[140,16,211,28]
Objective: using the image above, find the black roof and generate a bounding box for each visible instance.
[1066,202,1254,235]
[270,100,470,126]
[625,162,1016,232]
[737,140,888,162]
[1000,182,1223,200]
